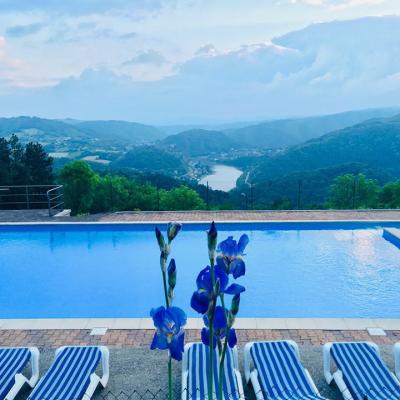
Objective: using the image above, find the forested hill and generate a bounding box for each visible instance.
[112,146,186,175]
[250,114,400,183]
[0,116,164,145]
[75,120,165,143]
[225,108,400,149]
[0,116,87,139]
[162,129,240,156]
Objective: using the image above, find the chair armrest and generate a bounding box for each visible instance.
[244,342,254,383]
[28,347,40,387]
[323,343,334,384]
[99,346,109,387]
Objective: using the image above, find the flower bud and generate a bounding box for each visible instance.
[230,293,240,316]
[167,259,177,290]
[167,222,182,242]
[207,221,217,262]
[155,227,166,252]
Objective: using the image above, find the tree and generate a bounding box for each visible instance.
[0,138,11,185]
[8,134,27,184]
[379,181,400,208]
[24,142,54,184]
[160,186,206,210]
[59,161,98,215]
[328,173,379,209]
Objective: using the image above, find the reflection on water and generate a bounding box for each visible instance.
[199,164,242,191]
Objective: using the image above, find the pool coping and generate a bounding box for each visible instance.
[0,318,399,330]
[1,219,400,225]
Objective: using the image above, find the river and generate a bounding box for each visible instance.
[199,164,243,192]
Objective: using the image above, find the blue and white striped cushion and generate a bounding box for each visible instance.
[331,342,400,400]
[29,346,101,400]
[250,341,325,400]
[0,347,31,400]
[187,343,240,400]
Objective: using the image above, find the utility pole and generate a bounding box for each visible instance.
[297,179,302,210]
[206,181,209,210]
[352,176,357,209]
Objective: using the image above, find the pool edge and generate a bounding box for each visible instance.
[0,318,399,331]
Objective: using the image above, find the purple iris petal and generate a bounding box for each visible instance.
[228,328,237,348]
[213,306,227,331]
[191,291,210,314]
[201,327,217,348]
[230,259,246,279]
[237,234,249,254]
[169,332,185,361]
[150,331,169,350]
[225,283,246,295]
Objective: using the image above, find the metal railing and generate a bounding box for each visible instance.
[0,184,64,216]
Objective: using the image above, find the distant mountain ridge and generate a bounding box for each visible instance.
[250,113,400,184]
[0,116,164,145]
[225,108,400,149]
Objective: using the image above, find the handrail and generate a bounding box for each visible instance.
[0,184,64,216]
[46,185,64,217]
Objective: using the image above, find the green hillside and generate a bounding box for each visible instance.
[0,116,88,140]
[162,129,240,156]
[250,114,400,183]
[112,146,186,175]
[76,120,165,144]
[226,108,400,149]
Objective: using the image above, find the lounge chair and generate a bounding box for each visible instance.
[395,342,400,380]
[29,346,109,400]
[182,342,245,400]
[324,341,400,400]
[244,340,324,400]
[0,347,39,400]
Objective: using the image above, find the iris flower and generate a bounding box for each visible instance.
[216,234,249,279]
[201,306,237,348]
[150,306,187,361]
[191,266,245,315]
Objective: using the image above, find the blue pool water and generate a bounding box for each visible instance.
[0,222,399,319]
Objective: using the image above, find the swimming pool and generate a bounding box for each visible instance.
[0,222,399,319]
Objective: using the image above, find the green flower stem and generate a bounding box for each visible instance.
[218,294,229,400]
[209,257,216,400]
[168,354,172,400]
[162,268,170,308]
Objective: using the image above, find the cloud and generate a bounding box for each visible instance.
[0,0,176,15]
[0,16,399,123]
[122,49,166,66]
[5,23,46,38]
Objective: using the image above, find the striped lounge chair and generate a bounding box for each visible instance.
[244,340,325,400]
[182,342,245,400]
[323,342,400,400]
[0,347,39,400]
[29,346,109,400]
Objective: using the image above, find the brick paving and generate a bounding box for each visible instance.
[0,329,399,348]
[1,209,400,222]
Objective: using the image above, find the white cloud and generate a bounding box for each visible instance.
[0,16,400,122]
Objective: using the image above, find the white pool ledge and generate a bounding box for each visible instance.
[0,318,399,331]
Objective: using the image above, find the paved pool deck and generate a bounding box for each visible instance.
[1,209,400,222]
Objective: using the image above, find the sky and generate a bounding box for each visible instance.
[0,0,399,123]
